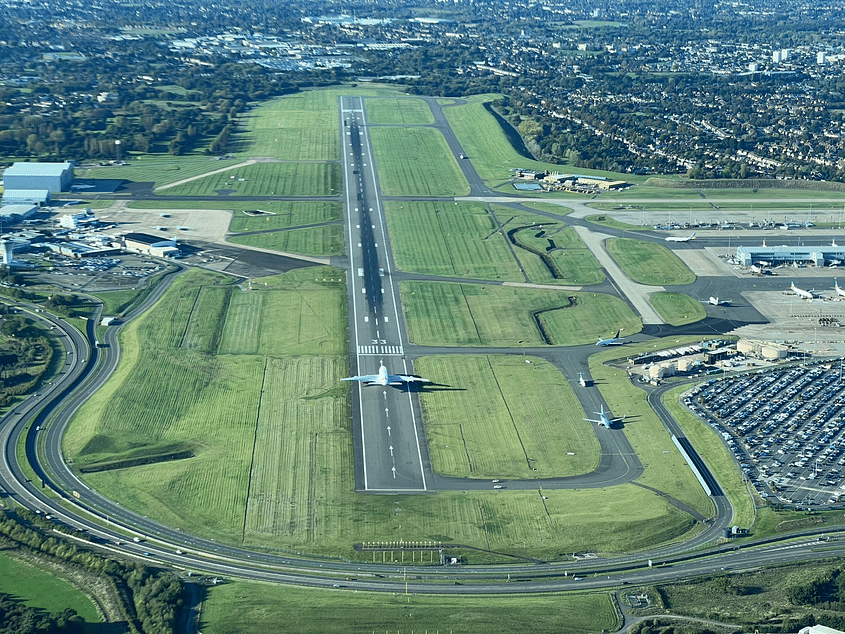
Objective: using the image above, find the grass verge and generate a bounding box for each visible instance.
[606,238,696,285]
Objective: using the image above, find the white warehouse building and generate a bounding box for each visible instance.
[2,162,74,192]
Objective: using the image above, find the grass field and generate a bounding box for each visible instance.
[663,384,754,528]
[0,551,100,623]
[401,282,641,346]
[416,355,599,478]
[159,161,341,197]
[236,93,339,161]
[364,96,435,125]
[649,292,707,326]
[590,343,715,519]
[227,202,342,232]
[201,582,619,634]
[227,224,344,257]
[505,219,605,286]
[370,127,470,196]
[441,95,648,187]
[606,238,696,285]
[385,201,525,280]
[63,263,705,558]
[76,156,242,187]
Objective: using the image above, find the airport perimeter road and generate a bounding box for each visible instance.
[340,96,431,493]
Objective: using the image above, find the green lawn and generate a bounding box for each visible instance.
[365,96,435,125]
[227,202,341,232]
[416,355,600,478]
[76,156,242,187]
[160,161,341,197]
[0,551,100,623]
[441,95,648,187]
[506,220,605,286]
[386,201,525,280]
[606,238,696,285]
[370,127,470,196]
[649,292,707,326]
[227,224,344,257]
[202,582,619,634]
[401,282,641,347]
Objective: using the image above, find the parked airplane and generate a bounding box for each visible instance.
[665,232,696,242]
[596,329,624,346]
[790,282,816,300]
[341,364,431,387]
[835,279,845,298]
[578,372,587,387]
[584,404,624,429]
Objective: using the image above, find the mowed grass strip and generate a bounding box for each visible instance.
[227,201,341,232]
[590,344,715,518]
[244,356,349,538]
[505,220,604,285]
[401,282,641,347]
[385,201,524,280]
[76,156,242,187]
[663,384,754,528]
[649,291,706,326]
[219,276,347,356]
[606,238,696,285]
[162,161,341,197]
[227,224,344,257]
[364,96,435,125]
[201,583,618,634]
[536,293,641,345]
[441,94,643,186]
[370,127,470,196]
[182,285,231,352]
[237,93,339,161]
[416,355,599,478]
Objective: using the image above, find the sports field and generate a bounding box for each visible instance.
[201,583,619,634]
[606,238,696,285]
[385,201,525,280]
[416,355,599,478]
[370,127,470,196]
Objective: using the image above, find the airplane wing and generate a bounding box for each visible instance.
[389,374,431,383]
[341,374,379,383]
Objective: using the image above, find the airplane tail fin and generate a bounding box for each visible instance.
[614,329,621,339]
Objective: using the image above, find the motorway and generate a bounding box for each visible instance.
[1,95,845,620]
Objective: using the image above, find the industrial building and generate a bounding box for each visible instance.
[2,162,74,192]
[122,233,180,257]
[0,204,39,223]
[736,244,845,267]
[1,189,51,207]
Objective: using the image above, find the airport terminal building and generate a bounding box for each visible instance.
[736,244,845,267]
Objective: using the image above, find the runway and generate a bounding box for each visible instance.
[340,96,432,492]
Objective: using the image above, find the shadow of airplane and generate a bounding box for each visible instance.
[402,382,466,393]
